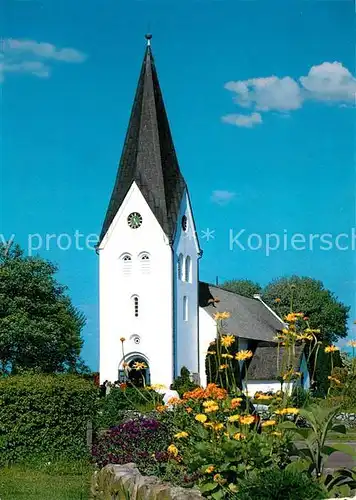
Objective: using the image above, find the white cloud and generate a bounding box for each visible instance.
[221,112,262,128]
[1,38,87,82]
[223,61,355,127]
[211,190,237,205]
[299,61,356,102]
[225,76,302,112]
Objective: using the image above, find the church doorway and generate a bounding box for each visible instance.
[127,357,150,387]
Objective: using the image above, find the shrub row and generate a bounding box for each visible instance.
[0,374,98,464]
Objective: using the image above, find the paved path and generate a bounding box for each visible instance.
[325,441,356,471]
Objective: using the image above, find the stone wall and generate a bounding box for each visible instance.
[90,463,203,500]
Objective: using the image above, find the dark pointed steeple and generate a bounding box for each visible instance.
[99,35,186,244]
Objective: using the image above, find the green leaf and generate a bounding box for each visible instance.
[199,482,218,493]
[285,459,311,474]
[211,489,225,500]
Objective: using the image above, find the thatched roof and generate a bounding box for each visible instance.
[248,345,305,380]
[199,282,284,342]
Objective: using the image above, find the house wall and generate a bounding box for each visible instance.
[98,182,174,388]
[198,308,216,387]
[173,192,200,379]
[247,380,286,396]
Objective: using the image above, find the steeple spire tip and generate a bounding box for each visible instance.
[145,33,152,46]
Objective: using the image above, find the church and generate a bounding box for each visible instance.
[97,36,310,393]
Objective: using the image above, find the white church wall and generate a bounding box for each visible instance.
[198,308,217,387]
[173,191,200,379]
[98,182,173,388]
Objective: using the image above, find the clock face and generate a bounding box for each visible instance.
[127,212,142,229]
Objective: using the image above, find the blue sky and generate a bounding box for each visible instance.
[2,0,355,369]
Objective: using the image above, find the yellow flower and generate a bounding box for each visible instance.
[167,444,178,457]
[228,414,240,422]
[213,423,224,431]
[205,465,215,474]
[132,361,147,370]
[156,405,167,413]
[207,351,216,355]
[230,397,243,409]
[239,415,255,425]
[275,407,299,415]
[195,414,208,423]
[174,431,189,439]
[235,350,253,361]
[120,337,126,342]
[203,400,219,413]
[261,420,276,427]
[221,335,235,348]
[213,474,227,484]
[285,313,297,322]
[325,345,339,353]
[233,432,246,440]
[219,364,228,370]
[271,431,282,437]
[221,353,234,359]
[328,375,341,385]
[151,384,166,390]
[214,311,231,321]
[255,393,273,400]
[348,340,356,348]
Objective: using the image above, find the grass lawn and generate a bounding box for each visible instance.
[0,464,91,500]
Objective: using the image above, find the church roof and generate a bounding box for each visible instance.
[99,38,186,244]
[199,282,284,342]
[248,345,305,380]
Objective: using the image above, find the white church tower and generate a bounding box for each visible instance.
[97,35,201,388]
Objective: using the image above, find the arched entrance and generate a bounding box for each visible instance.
[118,354,150,387]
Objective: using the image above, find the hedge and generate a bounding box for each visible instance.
[0,373,99,464]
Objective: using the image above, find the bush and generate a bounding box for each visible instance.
[237,468,326,500]
[0,373,98,464]
[95,387,162,429]
[171,367,198,397]
[92,417,171,475]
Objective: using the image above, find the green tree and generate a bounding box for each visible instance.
[221,279,262,298]
[263,276,349,343]
[0,243,86,374]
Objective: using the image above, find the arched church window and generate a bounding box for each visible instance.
[132,295,139,317]
[183,295,188,321]
[178,254,184,281]
[185,256,191,283]
[120,253,132,276]
[139,252,150,274]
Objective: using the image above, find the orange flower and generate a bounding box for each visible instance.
[156,405,167,413]
[219,364,228,370]
[275,298,281,303]
[119,383,127,390]
[183,383,227,401]
[230,397,243,409]
[239,415,255,425]
[186,407,193,413]
[328,375,341,385]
